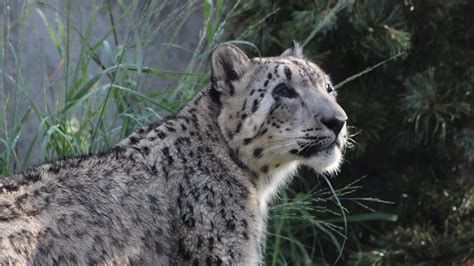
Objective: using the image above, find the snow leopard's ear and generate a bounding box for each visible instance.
[211,44,250,85]
[281,40,303,58]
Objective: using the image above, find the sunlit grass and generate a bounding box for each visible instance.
[0,0,220,174]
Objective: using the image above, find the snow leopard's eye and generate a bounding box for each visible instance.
[272,83,298,99]
[325,83,334,93]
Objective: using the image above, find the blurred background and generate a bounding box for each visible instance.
[0,0,472,264]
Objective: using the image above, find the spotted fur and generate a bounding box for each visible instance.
[0,42,347,265]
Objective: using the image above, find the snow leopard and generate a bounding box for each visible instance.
[0,42,347,265]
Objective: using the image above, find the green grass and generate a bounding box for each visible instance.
[0,1,393,264]
[0,0,218,174]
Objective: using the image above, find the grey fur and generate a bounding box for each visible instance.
[0,44,347,265]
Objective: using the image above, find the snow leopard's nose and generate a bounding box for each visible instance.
[322,116,346,137]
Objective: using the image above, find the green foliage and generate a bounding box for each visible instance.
[350,221,474,265]
[230,0,474,264]
[266,175,395,265]
[401,67,470,143]
[351,0,411,58]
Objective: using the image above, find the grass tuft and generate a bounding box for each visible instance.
[0,0,230,174]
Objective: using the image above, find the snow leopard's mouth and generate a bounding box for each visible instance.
[290,140,340,158]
